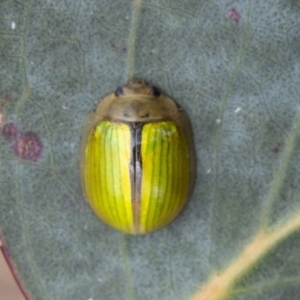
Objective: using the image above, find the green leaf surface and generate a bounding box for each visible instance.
[1,1,300,300]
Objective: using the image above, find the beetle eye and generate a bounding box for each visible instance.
[151,86,161,97]
[114,87,124,97]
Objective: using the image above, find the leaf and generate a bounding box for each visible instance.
[1,1,300,300]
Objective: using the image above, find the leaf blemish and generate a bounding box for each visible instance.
[2,123,43,161]
[13,131,43,162]
[234,107,241,113]
[228,8,241,22]
[2,123,18,141]
[271,143,281,154]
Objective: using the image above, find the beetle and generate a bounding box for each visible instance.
[80,80,195,234]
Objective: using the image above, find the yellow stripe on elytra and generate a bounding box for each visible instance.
[119,124,134,231]
[84,121,134,233]
[140,121,190,233]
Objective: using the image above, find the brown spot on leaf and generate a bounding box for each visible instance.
[228,7,241,22]
[2,123,18,141]
[13,131,43,162]
[271,143,281,154]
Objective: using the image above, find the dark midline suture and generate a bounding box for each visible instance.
[130,122,143,233]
